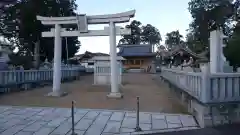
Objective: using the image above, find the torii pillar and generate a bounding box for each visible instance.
[108,21,120,98]
[52,24,62,96]
[37,10,135,98]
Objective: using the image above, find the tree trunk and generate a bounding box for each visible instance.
[34,40,40,69]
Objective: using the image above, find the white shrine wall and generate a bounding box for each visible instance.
[94,61,123,85]
[93,56,124,85]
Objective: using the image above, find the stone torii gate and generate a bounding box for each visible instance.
[37,10,135,98]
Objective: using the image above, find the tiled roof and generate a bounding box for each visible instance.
[117,44,155,57]
[156,46,208,63]
[90,56,125,61]
[166,46,206,59]
[70,51,109,60]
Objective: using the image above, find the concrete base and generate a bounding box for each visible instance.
[46,90,68,97]
[166,83,240,128]
[107,92,123,99]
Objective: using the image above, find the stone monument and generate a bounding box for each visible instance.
[210,29,233,73]
[39,58,52,69]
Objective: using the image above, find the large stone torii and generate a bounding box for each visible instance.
[37,10,135,98]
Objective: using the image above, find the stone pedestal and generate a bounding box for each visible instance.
[223,61,233,73]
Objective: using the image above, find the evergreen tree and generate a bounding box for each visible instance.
[0,0,80,65]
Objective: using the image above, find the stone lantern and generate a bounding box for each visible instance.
[0,39,12,70]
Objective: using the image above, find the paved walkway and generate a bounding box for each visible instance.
[0,106,198,135]
[0,73,186,113]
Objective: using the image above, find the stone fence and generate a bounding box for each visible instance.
[0,66,88,93]
[94,63,122,85]
[160,67,240,128]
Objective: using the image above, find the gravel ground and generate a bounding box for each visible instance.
[0,73,187,113]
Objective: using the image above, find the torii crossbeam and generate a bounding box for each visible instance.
[37,10,135,98]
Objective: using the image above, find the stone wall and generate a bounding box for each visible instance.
[191,99,240,127]
[170,87,240,128]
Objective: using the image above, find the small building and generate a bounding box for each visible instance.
[117,44,156,71]
[91,56,125,85]
[69,51,109,68]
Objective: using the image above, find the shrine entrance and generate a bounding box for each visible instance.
[37,10,135,98]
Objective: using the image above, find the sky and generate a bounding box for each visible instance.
[75,0,192,54]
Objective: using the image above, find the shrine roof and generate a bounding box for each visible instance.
[70,51,109,61]
[90,56,125,61]
[117,44,156,57]
[165,46,206,59]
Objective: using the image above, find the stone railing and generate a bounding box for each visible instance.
[161,67,240,127]
[161,68,240,104]
[209,73,240,103]
[0,67,86,93]
[161,68,204,102]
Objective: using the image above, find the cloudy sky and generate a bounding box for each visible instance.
[75,0,192,54]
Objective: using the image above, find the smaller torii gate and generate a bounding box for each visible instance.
[37,10,135,98]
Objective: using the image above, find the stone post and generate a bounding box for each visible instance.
[107,21,122,98]
[48,24,65,97]
[210,30,222,73]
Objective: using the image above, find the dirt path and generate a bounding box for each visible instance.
[0,73,187,113]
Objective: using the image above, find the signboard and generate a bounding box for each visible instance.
[77,14,88,33]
